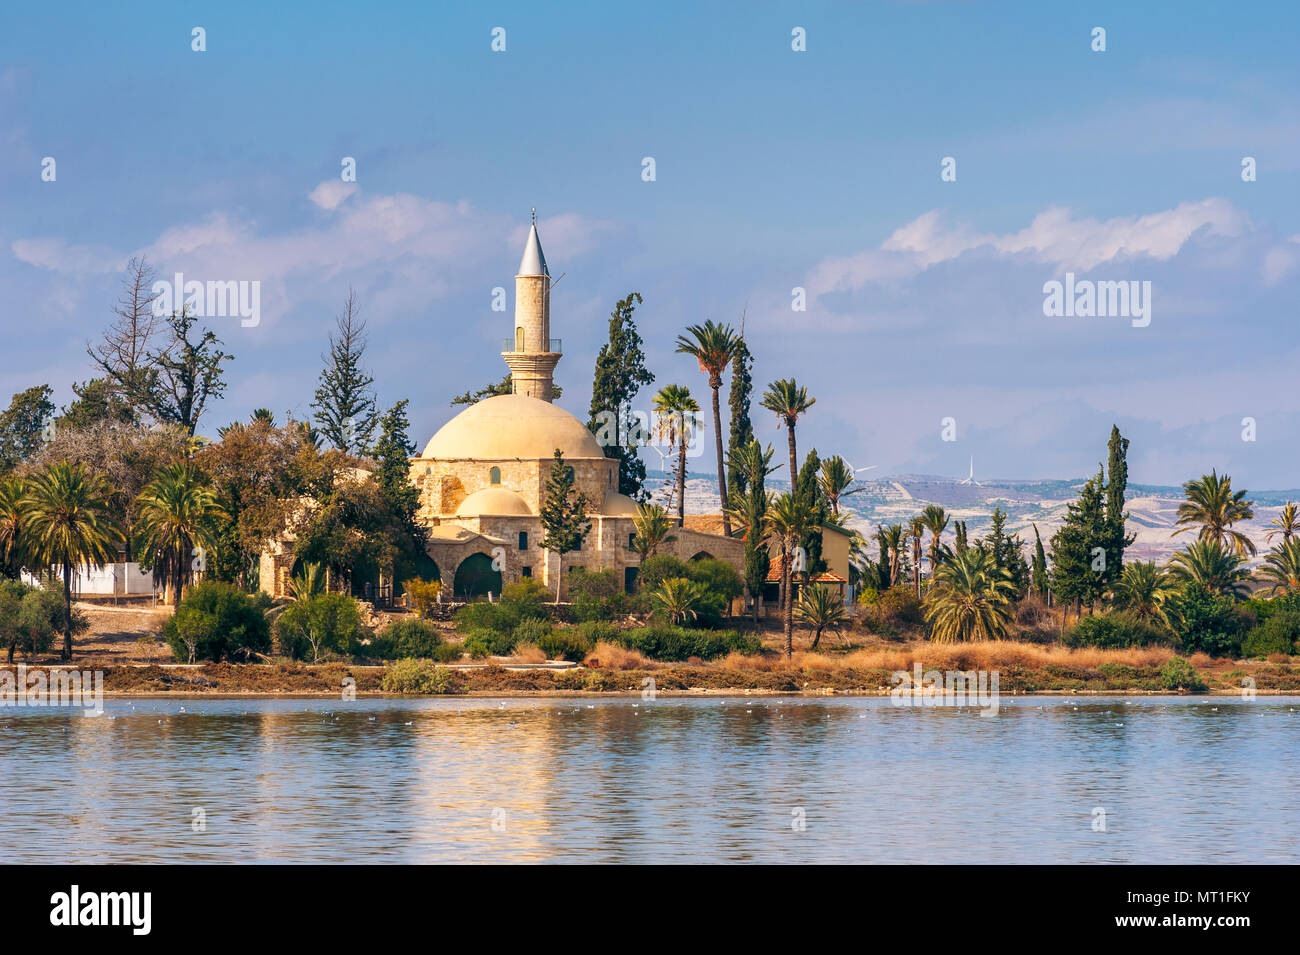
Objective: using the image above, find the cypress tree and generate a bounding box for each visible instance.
[727,337,754,496]
[372,400,420,530]
[587,292,655,501]
[1104,424,1134,583]
[1050,467,1109,611]
[1031,523,1049,597]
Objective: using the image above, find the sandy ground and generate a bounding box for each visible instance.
[72,602,174,663]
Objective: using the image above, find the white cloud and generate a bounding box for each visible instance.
[808,198,1254,296]
[308,180,358,211]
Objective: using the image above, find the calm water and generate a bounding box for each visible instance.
[2,695,1298,863]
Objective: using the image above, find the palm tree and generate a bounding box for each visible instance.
[1168,539,1251,599]
[921,505,949,579]
[767,491,812,657]
[880,523,905,587]
[1266,502,1300,545]
[653,384,700,527]
[1174,470,1256,556]
[818,456,864,518]
[675,320,740,535]
[759,379,815,487]
[135,461,226,605]
[923,548,1016,643]
[1111,561,1176,629]
[0,477,29,577]
[632,503,674,559]
[288,561,326,601]
[1258,537,1300,595]
[23,462,123,659]
[651,577,706,626]
[908,515,925,597]
[795,583,849,650]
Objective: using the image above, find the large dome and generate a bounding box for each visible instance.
[421,394,604,460]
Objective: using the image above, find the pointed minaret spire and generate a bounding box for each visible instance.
[503,211,560,400]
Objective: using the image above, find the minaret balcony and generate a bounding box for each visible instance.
[502,338,562,354]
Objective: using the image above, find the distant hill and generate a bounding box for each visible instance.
[645,470,1298,565]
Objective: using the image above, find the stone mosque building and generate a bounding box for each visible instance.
[406,218,742,599]
[259,218,743,601]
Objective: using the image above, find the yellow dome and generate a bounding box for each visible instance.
[456,487,532,517]
[421,394,604,460]
[602,489,640,517]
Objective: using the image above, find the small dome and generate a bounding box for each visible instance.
[421,394,604,460]
[602,489,640,517]
[456,487,532,517]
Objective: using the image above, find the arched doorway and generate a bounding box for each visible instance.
[690,551,715,562]
[454,552,502,599]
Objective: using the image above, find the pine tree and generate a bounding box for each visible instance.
[312,290,377,454]
[587,292,655,501]
[539,449,592,601]
[727,336,754,497]
[1050,467,1109,611]
[372,400,420,530]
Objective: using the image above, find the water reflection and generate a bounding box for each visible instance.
[1,697,1297,863]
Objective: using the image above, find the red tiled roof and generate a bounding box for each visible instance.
[764,555,848,584]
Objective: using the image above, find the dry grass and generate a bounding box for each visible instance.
[510,643,547,664]
[584,641,653,670]
[1188,652,1215,668]
[723,642,1178,673]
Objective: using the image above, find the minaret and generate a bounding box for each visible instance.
[503,210,561,402]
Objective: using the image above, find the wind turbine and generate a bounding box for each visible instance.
[959,456,982,487]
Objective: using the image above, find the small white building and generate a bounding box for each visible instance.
[23,562,158,598]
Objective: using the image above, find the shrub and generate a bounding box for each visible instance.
[1242,611,1300,658]
[461,629,517,658]
[573,620,619,646]
[536,626,592,661]
[164,581,271,663]
[372,618,444,659]
[404,578,443,618]
[612,626,761,661]
[636,555,691,594]
[512,616,553,645]
[455,578,550,638]
[1170,584,1245,658]
[1158,657,1206,692]
[864,585,924,633]
[568,567,633,622]
[273,592,368,662]
[381,659,458,694]
[686,558,744,626]
[1063,612,1169,649]
[0,581,82,662]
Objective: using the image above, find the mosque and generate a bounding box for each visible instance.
[407,218,742,598]
[261,217,743,602]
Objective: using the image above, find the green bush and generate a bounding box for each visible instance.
[381,659,458,694]
[461,628,518,658]
[512,616,553,644]
[568,567,634,622]
[536,627,592,661]
[455,578,550,638]
[0,580,82,662]
[636,555,691,594]
[1063,612,1169,649]
[272,592,368,662]
[1158,657,1206,692]
[612,626,761,661]
[371,618,444,659]
[403,578,443,618]
[865,585,924,632]
[1242,611,1300,658]
[165,581,271,663]
[573,620,619,646]
[1170,584,1245,658]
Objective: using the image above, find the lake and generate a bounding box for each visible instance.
[2,696,1297,863]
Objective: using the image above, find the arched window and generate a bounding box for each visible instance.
[515,326,525,351]
[489,466,501,485]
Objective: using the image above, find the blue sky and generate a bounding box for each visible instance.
[2,0,1298,486]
